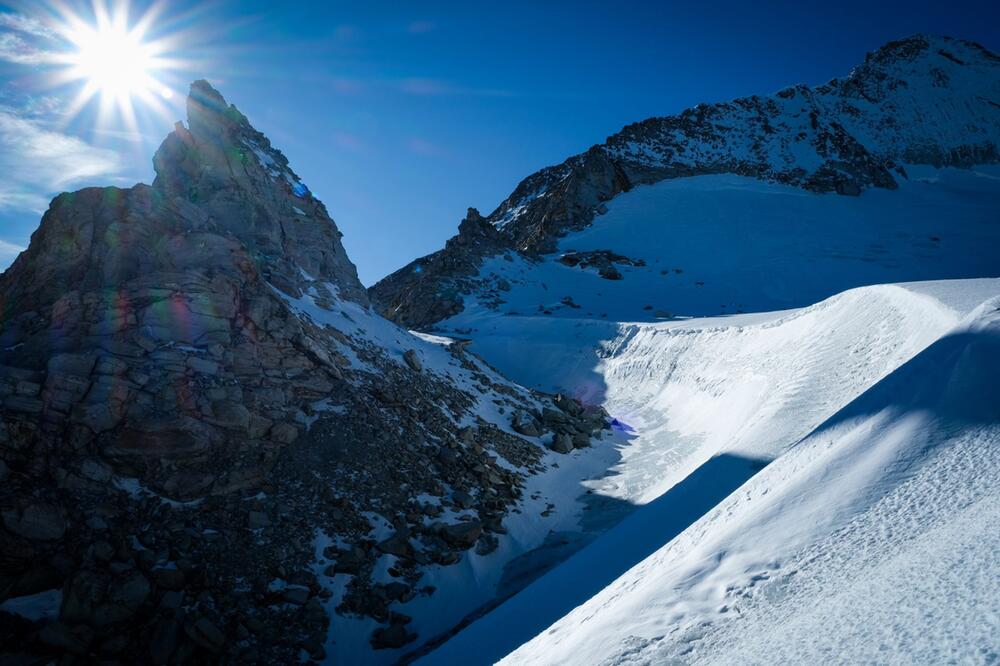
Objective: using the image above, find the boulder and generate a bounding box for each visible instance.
[403,349,423,372]
[210,400,250,430]
[376,530,414,559]
[61,570,150,627]
[269,422,299,444]
[551,432,574,454]
[439,520,482,549]
[281,586,311,605]
[2,502,67,541]
[371,622,416,650]
[38,621,94,654]
[152,568,186,591]
[247,511,271,529]
[451,490,474,509]
[149,619,181,664]
[78,458,113,483]
[333,546,367,574]
[511,413,541,437]
[185,616,225,654]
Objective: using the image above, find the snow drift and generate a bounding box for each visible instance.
[419,279,1000,664]
[497,290,1000,666]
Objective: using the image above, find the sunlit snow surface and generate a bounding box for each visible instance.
[416,168,1000,664]
[493,294,1000,666]
[456,167,1000,325]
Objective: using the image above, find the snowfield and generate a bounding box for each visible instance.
[497,290,1000,666]
[458,166,1000,323]
[415,167,1000,664]
[421,280,1000,664]
[419,278,1000,665]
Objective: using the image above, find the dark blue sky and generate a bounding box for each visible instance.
[0,0,998,283]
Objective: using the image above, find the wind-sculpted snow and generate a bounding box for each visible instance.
[496,291,1000,666]
[420,279,1000,665]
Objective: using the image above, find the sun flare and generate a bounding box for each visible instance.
[66,16,165,104]
[43,1,184,132]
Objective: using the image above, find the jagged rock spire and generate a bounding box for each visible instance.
[152,80,368,305]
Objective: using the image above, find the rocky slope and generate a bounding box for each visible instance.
[370,35,1000,328]
[0,82,608,663]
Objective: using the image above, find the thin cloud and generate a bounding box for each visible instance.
[0,31,58,65]
[0,12,58,40]
[405,137,445,157]
[328,77,366,96]
[0,107,122,213]
[331,130,370,155]
[0,11,61,64]
[397,77,516,98]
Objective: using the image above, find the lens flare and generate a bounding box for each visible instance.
[37,0,190,134]
[66,14,158,103]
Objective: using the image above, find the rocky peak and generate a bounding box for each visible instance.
[0,80,610,662]
[153,81,368,305]
[453,207,502,244]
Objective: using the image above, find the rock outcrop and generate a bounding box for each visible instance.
[0,82,608,663]
[370,35,1000,328]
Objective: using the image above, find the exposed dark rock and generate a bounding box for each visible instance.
[2,503,67,541]
[403,349,423,372]
[439,520,483,549]
[185,616,225,654]
[0,79,610,665]
[371,622,416,650]
[551,432,574,454]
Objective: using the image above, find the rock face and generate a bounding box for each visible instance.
[0,80,367,501]
[0,81,609,663]
[370,35,1000,328]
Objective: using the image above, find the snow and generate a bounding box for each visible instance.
[114,476,204,509]
[397,159,1000,664]
[451,166,1000,325]
[494,295,1000,666]
[257,146,999,662]
[268,265,655,664]
[420,281,1000,665]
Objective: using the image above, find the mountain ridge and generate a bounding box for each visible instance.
[370,34,1000,328]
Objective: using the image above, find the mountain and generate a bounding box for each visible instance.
[370,35,1000,328]
[2,34,998,666]
[364,34,999,665]
[0,82,609,663]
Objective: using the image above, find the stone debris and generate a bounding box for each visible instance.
[0,80,610,663]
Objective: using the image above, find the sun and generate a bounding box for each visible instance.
[43,1,184,131]
[65,13,167,105]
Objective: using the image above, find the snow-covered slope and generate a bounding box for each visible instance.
[498,289,1000,666]
[408,164,999,664]
[441,165,1000,326]
[419,279,1000,665]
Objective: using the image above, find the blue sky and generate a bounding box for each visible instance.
[0,1,997,284]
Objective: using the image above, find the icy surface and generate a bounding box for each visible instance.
[494,295,1000,666]
[454,167,1000,325]
[421,280,1000,665]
